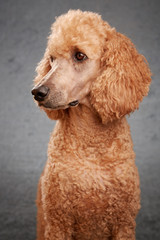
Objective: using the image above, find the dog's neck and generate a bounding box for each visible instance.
[67,104,104,132]
[49,104,134,164]
[59,104,131,146]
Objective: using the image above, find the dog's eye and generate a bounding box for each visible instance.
[50,56,55,63]
[74,52,87,62]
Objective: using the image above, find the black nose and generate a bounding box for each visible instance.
[31,85,49,102]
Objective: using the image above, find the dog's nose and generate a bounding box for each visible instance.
[31,85,49,102]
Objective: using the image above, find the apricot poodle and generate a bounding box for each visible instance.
[31,10,151,240]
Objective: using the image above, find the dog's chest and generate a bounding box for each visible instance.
[40,147,140,239]
[41,155,138,213]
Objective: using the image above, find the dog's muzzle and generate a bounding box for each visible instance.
[32,85,79,109]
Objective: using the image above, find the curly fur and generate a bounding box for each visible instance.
[32,10,151,240]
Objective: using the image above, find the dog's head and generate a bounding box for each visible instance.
[32,10,151,122]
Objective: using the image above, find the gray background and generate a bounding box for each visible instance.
[0,0,160,239]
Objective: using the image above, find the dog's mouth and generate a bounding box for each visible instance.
[68,100,79,107]
[39,100,79,110]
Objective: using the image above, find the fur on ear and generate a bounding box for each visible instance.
[34,50,65,120]
[90,30,152,123]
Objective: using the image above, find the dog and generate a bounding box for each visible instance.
[31,10,151,240]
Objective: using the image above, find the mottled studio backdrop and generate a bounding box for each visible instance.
[0,0,160,239]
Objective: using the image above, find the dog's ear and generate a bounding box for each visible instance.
[34,51,64,120]
[90,31,151,123]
